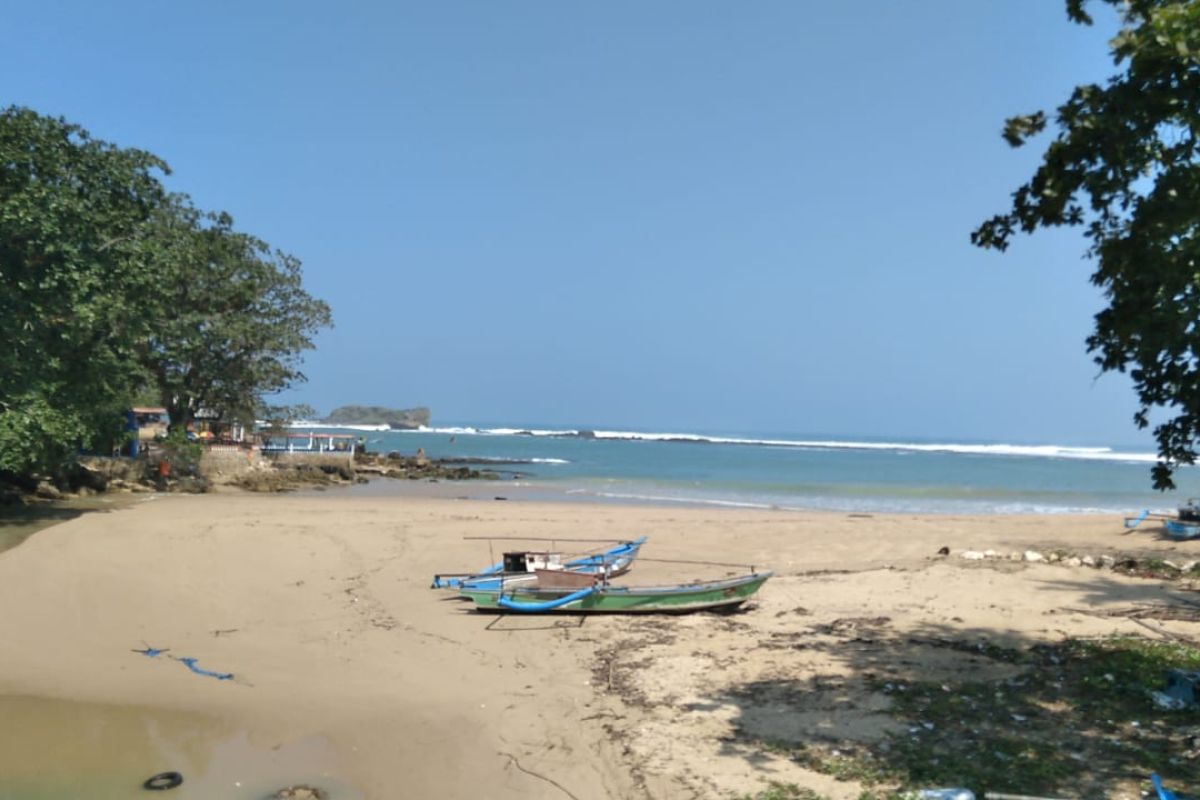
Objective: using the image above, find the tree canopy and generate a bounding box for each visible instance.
[0,107,166,473]
[973,0,1200,489]
[138,197,331,432]
[0,106,331,478]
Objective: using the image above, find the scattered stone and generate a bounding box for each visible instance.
[1081,555,1097,567]
[1047,552,1062,562]
[1182,560,1198,572]
[937,546,950,556]
[983,549,998,558]
[33,481,62,500]
[1100,554,1116,568]
[1008,551,1023,561]
[1023,550,1045,563]
[961,550,985,560]
[273,786,328,800]
[1065,557,1083,567]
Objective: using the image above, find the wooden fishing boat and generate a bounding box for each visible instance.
[431,536,646,590]
[1164,519,1200,541]
[459,570,773,613]
[1178,499,1200,522]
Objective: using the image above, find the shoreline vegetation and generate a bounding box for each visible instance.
[0,449,510,509]
[0,494,1198,799]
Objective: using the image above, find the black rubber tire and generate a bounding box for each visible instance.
[143,772,183,791]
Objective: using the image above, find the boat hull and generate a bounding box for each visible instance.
[1165,519,1200,541]
[460,571,773,613]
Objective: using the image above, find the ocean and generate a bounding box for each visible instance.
[292,422,1193,515]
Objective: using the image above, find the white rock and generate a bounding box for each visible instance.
[1009,552,1023,561]
[1047,552,1062,562]
[1181,560,1197,572]
[1100,555,1116,568]
[984,549,998,558]
[1065,557,1083,567]
[1081,555,1097,567]
[961,550,985,560]
[1164,560,1181,571]
[1024,550,1045,563]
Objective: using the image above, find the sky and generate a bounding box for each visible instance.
[2,1,1147,444]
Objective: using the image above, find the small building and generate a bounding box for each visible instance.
[259,433,358,454]
[125,407,168,456]
[258,432,358,473]
[193,408,247,444]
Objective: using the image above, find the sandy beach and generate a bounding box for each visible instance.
[1,491,1198,799]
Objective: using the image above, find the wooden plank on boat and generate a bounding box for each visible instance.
[535,569,597,589]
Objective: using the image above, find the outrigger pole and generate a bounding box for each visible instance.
[461,536,632,542]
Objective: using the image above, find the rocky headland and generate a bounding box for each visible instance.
[323,405,430,429]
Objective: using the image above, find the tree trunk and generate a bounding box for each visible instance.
[167,402,193,435]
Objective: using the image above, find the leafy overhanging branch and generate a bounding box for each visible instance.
[973,0,1200,489]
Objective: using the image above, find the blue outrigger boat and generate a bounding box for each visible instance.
[1164,519,1200,541]
[431,536,647,590]
[460,570,773,614]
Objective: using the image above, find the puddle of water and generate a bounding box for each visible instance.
[0,695,362,800]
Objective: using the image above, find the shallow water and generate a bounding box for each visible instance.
[0,696,361,800]
[311,422,1196,514]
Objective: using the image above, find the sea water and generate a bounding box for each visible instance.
[295,422,1194,515]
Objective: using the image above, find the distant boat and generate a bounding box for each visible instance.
[431,537,646,590]
[459,570,773,614]
[1164,519,1200,541]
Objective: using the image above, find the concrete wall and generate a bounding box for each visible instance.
[198,447,262,480]
[264,451,356,475]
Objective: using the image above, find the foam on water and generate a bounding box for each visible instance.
[287,420,1186,514]
[389,425,1156,464]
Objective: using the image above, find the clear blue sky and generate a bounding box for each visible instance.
[4,1,1143,444]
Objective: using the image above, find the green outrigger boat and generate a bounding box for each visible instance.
[459,570,773,613]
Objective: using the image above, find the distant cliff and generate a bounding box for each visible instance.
[324,405,431,429]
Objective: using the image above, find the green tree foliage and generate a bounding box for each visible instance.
[973,1,1200,489]
[1,106,331,479]
[0,107,166,474]
[138,196,332,432]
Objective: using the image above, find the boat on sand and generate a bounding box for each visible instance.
[459,570,773,614]
[431,537,646,590]
[1164,519,1200,541]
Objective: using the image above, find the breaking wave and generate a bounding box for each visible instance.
[395,426,1156,464]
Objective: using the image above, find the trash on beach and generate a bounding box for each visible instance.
[174,656,234,681]
[1150,670,1199,711]
[142,771,183,791]
[1151,772,1183,800]
[909,789,975,800]
[273,786,328,800]
[132,646,169,658]
[131,645,233,681]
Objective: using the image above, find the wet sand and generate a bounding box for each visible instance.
[0,491,1196,799]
